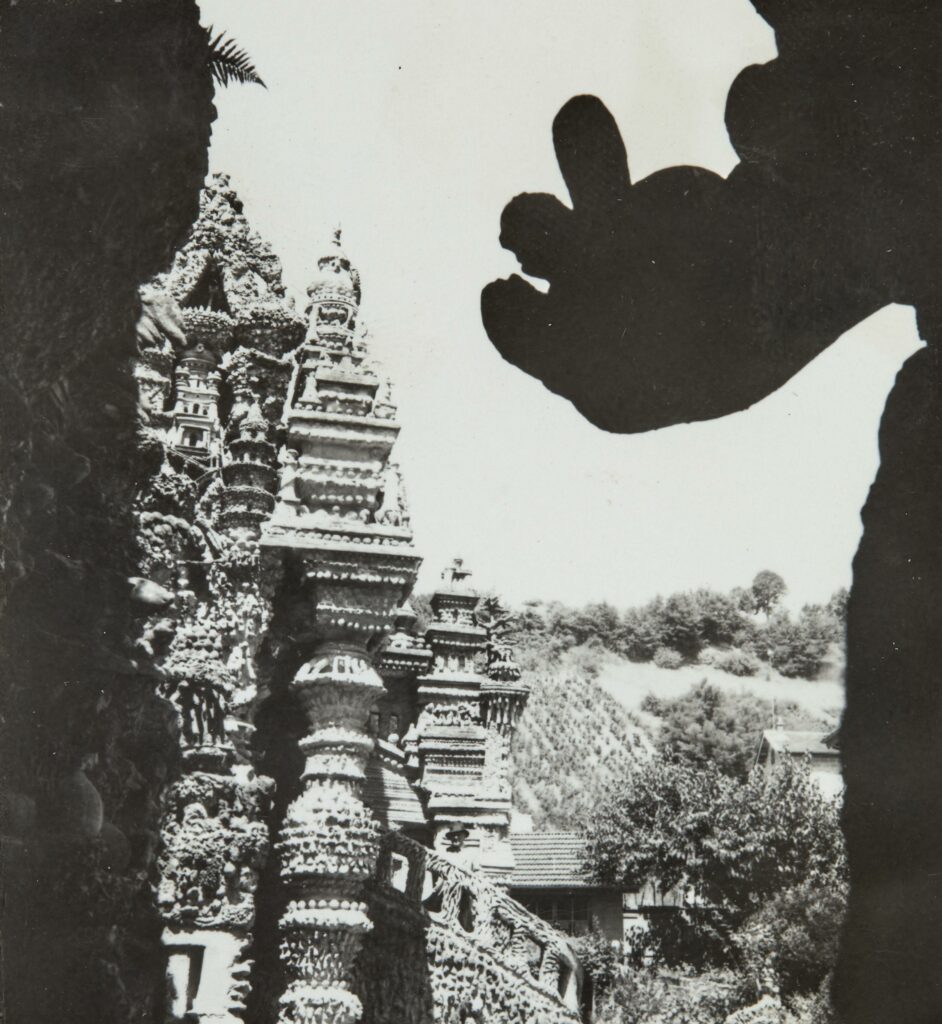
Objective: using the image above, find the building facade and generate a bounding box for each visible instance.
[130,174,582,1024]
[757,728,843,799]
[508,832,625,942]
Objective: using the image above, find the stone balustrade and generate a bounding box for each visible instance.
[356,830,582,1024]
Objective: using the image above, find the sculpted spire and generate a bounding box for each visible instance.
[147,198,572,1024]
[261,234,421,1024]
[304,227,362,350]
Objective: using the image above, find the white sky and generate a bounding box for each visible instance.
[199,0,922,611]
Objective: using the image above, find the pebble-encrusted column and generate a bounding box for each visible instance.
[277,644,386,1024]
[260,233,421,1024]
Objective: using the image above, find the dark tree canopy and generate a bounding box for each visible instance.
[750,570,787,618]
[585,756,845,934]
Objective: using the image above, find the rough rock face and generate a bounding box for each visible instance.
[0,3,213,1020]
[838,341,942,1024]
[481,5,942,1020]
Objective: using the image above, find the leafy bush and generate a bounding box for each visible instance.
[735,873,847,1003]
[595,968,739,1024]
[573,922,619,995]
[714,648,761,677]
[584,756,846,951]
[653,646,684,670]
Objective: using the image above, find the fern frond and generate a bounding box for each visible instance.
[206,28,266,89]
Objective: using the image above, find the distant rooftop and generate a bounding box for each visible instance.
[509,832,602,889]
[761,729,840,756]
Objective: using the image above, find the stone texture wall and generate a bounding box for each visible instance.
[355,833,582,1024]
[0,4,214,1020]
[0,44,586,1016]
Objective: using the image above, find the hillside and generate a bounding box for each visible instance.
[593,655,844,728]
[511,667,654,831]
[510,644,843,831]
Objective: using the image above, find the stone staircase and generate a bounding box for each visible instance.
[356,830,583,1024]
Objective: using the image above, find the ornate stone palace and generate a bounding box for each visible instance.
[129,175,580,1024]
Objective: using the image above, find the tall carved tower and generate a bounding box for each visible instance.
[260,232,421,1023]
[144,186,572,1024]
[408,561,529,880]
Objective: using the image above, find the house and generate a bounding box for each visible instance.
[508,832,626,941]
[757,728,843,798]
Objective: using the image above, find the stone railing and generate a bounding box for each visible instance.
[356,831,582,1024]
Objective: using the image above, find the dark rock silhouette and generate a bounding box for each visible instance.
[0,2,214,1020]
[482,5,942,1022]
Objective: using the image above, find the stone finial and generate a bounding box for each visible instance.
[442,558,473,589]
[239,400,267,440]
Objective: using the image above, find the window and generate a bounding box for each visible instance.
[388,852,410,892]
[518,891,590,936]
[457,887,475,933]
[181,427,207,448]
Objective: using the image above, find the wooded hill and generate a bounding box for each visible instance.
[510,668,654,831]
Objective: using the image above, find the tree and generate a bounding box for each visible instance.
[206,29,266,88]
[750,571,787,619]
[621,600,665,662]
[514,599,549,639]
[695,589,750,649]
[575,601,622,647]
[762,605,836,679]
[827,588,849,628]
[646,682,770,780]
[735,871,847,1003]
[584,756,846,955]
[658,592,703,661]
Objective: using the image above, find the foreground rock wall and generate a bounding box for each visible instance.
[0,3,213,1021]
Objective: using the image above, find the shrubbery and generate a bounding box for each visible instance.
[497,574,847,681]
[714,647,762,677]
[594,969,739,1024]
[573,923,620,996]
[652,646,684,670]
[584,755,847,1019]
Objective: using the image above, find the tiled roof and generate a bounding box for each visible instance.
[761,729,841,756]
[508,832,601,889]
